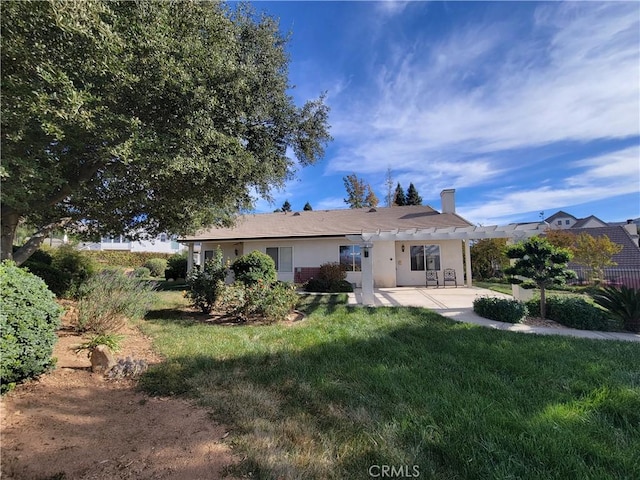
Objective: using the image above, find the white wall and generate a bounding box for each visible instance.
[372,241,397,287]
[394,240,465,286]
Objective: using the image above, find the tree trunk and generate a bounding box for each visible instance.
[1,212,20,262]
[539,286,546,319]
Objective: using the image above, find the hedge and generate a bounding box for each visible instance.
[473,296,527,323]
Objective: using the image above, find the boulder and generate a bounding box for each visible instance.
[90,344,116,373]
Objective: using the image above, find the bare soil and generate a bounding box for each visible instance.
[1,307,241,480]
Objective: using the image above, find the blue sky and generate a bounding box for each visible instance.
[249,1,639,225]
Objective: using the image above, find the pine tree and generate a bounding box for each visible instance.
[393,183,406,206]
[281,200,292,212]
[343,174,378,208]
[406,183,422,205]
[303,202,313,211]
[385,168,394,207]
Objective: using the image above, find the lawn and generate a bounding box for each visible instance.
[140,291,640,479]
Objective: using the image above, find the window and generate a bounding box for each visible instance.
[565,220,570,225]
[410,245,441,271]
[203,250,214,261]
[160,233,167,242]
[266,247,293,272]
[557,220,562,225]
[340,245,361,271]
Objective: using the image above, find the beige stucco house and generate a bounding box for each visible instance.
[180,189,547,303]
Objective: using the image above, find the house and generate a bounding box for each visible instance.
[544,211,608,229]
[180,190,548,303]
[77,233,186,254]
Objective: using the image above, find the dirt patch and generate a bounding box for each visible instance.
[1,310,240,480]
[521,316,564,328]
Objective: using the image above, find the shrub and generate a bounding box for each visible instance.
[83,250,173,269]
[22,261,71,297]
[304,262,353,293]
[133,267,151,278]
[186,249,227,313]
[1,261,62,392]
[473,296,527,323]
[525,295,612,331]
[591,286,640,333]
[165,252,188,280]
[144,258,167,277]
[218,280,298,323]
[231,251,277,286]
[76,270,155,334]
[51,245,97,297]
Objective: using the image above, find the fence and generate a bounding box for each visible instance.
[568,266,640,289]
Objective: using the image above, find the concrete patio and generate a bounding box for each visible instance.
[347,286,640,343]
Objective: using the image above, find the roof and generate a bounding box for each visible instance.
[572,215,607,228]
[545,211,577,223]
[181,205,474,242]
[563,226,640,268]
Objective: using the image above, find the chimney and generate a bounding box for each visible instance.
[440,189,456,214]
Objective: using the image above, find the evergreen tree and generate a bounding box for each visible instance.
[303,202,313,211]
[406,183,422,205]
[281,200,292,212]
[343,174,378,208]
[393,183,406,206]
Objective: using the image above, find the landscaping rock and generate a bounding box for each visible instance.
[90,344,116,373]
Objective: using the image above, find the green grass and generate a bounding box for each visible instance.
[139,292,640,479]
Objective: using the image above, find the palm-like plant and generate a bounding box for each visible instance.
[590,286,640,333]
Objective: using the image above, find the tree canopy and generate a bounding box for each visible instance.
[393,183,406,206]
[504,236,576,318]
[405,183,422,206]
[1,0,331,264]
[343,174,378,209]
[303,202,312,211]
[281,200,292,213]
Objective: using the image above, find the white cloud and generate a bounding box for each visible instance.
[325,1,639,190]
[458,145,640,225]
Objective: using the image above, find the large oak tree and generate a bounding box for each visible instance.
[1,1,331,264]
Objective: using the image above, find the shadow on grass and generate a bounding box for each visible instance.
[296,293,347,316]
[139,304,640,479]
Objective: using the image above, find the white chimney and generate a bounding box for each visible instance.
[441,189,456,214]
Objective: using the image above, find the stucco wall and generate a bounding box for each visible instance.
[394,240,465,286]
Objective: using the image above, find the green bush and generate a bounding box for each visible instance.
[144,258,167,277]
[76,270,155,334]
[22,261,71,297]
[525,295,613,331]
[133,266,151,278]
[304,262,353,293]
[590,286,640,333]
[83,250,173,269]
[231,251,276,286]
[165,252,188,280]
[186,249,227,313]
[1,261,62,393]
[218,281,298,323]
[473,296,527,323]
[51,245,97,298]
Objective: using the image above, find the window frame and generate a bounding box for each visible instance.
[410,244,441,271]
[266,246,293,273]
[339,245,362,272]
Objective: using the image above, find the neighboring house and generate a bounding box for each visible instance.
[544,211,608,229]
[180,190,547,295]
[78,233,186,254]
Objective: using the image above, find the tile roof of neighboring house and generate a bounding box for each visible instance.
[545,211,577,223]
[572,215,607,228]
[564,226,640,268]
[182,205,474,242]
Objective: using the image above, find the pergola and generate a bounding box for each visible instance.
[347,222,549,305]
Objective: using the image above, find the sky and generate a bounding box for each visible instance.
[248,0,639,226]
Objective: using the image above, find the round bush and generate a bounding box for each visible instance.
[473,296,527,323]
[143,258,167,277]
[22,261,72,297]
[1,261,62,392]
[51,245,97,297]
[231,251,276,286]
[133,266,151,278]
[525,295,612,331]
[165,252,188,280]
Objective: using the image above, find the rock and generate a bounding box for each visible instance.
[90,345,116,373]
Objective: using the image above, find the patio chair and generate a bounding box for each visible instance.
[425,270,439,288]
[443,268,457,287]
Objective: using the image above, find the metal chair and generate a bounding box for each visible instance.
[426,270,439,288]
[443,268,457,287]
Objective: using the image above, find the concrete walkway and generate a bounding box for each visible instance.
[348,286,640,343]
